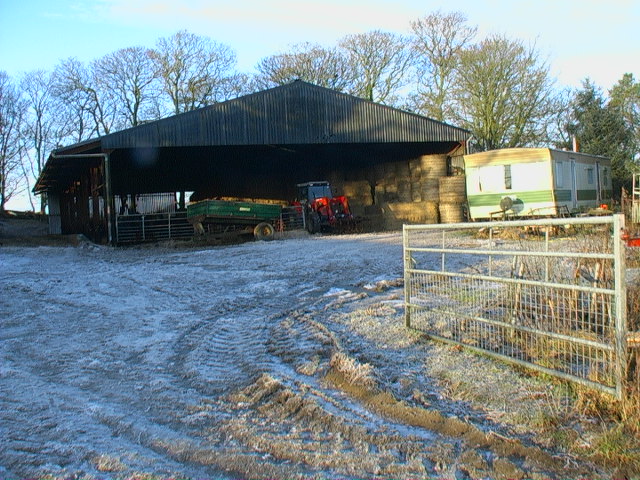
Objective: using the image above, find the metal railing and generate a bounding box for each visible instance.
[403,215,628,398]
[116,207,306,244]
[632,173,640,225]
[116,212,194,244]
[275,206,305,232]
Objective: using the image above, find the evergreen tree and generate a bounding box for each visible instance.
[565,79,635,197]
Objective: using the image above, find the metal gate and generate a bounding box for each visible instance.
[403,215,628,398]
[116,212,193,244]
[633,173,640,225]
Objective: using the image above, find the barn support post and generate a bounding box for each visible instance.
[103,152,113,244]
[51,152,113,244]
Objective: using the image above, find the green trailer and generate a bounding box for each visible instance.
[187,199,282,240]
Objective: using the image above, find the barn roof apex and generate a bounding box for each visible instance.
[47,81,470,158]
[65,81,469,151]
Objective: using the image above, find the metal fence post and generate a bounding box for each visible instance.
[613,213,628,399]
[403,225,412,328]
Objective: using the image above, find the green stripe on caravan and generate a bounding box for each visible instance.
[467,190,554,207]
[554,190,571,201]
[577,189,597,201]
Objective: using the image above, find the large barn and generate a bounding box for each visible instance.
[35,81,471,244]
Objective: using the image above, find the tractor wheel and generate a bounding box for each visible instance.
[307,214,320,234]
[253,222,275,241]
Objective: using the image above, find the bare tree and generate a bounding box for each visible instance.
[52,58,117,142]
[152,30,237,114]
[408,11,476,121]
[255,42,352,91]
[546,87,574,149]
[20,70,59,211]
[452,35,555,151]
[93,46,162,127]
[338,30,412,104]
[218,72,255,100]
[0,72,27,211]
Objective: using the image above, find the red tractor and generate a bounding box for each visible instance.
[296,181,354,233]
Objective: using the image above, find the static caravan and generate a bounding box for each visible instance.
[463,148,612,220]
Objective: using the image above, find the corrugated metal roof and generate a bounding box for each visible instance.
[98,81,470,149]
[36,82,470,194]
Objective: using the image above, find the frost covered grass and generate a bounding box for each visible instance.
[399,223,640,474]
[335,289,639,477]
[329,352,376,389]
[1,224,638,478]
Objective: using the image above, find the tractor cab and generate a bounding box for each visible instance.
[297,181,333,203]
[295,181,353,233]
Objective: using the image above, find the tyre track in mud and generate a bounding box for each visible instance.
[0,237,613,479]
[174,307,599,480]
[1,247,220,477]
[1,238,384,478]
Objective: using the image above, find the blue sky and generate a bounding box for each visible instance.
[1,0,639,91]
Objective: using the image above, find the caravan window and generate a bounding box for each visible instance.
[476,165,504,192]
[504,165,512,189]
[466,168,481,193]
[555,162,563,187]
[586,167,594,185]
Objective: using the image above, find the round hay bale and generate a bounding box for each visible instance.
[420,155,448,178]
[439,192,465,204]
[439,203,466,223]
[408,159,422,180]
[384,182,398,194]
[395,162,411,177]
[422,201,440,223]
[383,201,440,225]
[420,178,439,201]
[398,190,412,203]
[439,176,467,204]
[439,175,466,191]
[397,180,412,202]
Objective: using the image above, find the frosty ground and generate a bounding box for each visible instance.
[0,226,621,479]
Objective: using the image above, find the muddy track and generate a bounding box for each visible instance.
[0,235,612,478]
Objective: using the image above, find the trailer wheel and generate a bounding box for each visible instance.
[254,222,275,241]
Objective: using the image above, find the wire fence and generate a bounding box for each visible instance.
[116,212,194,244]
[403,215,630,398]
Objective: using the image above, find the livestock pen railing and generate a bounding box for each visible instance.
[403,215,630,398]
[116,212,194,244]
[116,207,306,244]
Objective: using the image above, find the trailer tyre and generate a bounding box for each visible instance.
[254,222,275,241]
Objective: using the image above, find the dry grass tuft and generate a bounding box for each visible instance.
[329,352,376,389]
[628,283,640,332]
[569,377,640,472]
[92,454,127,472]
[570,238,640,463]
